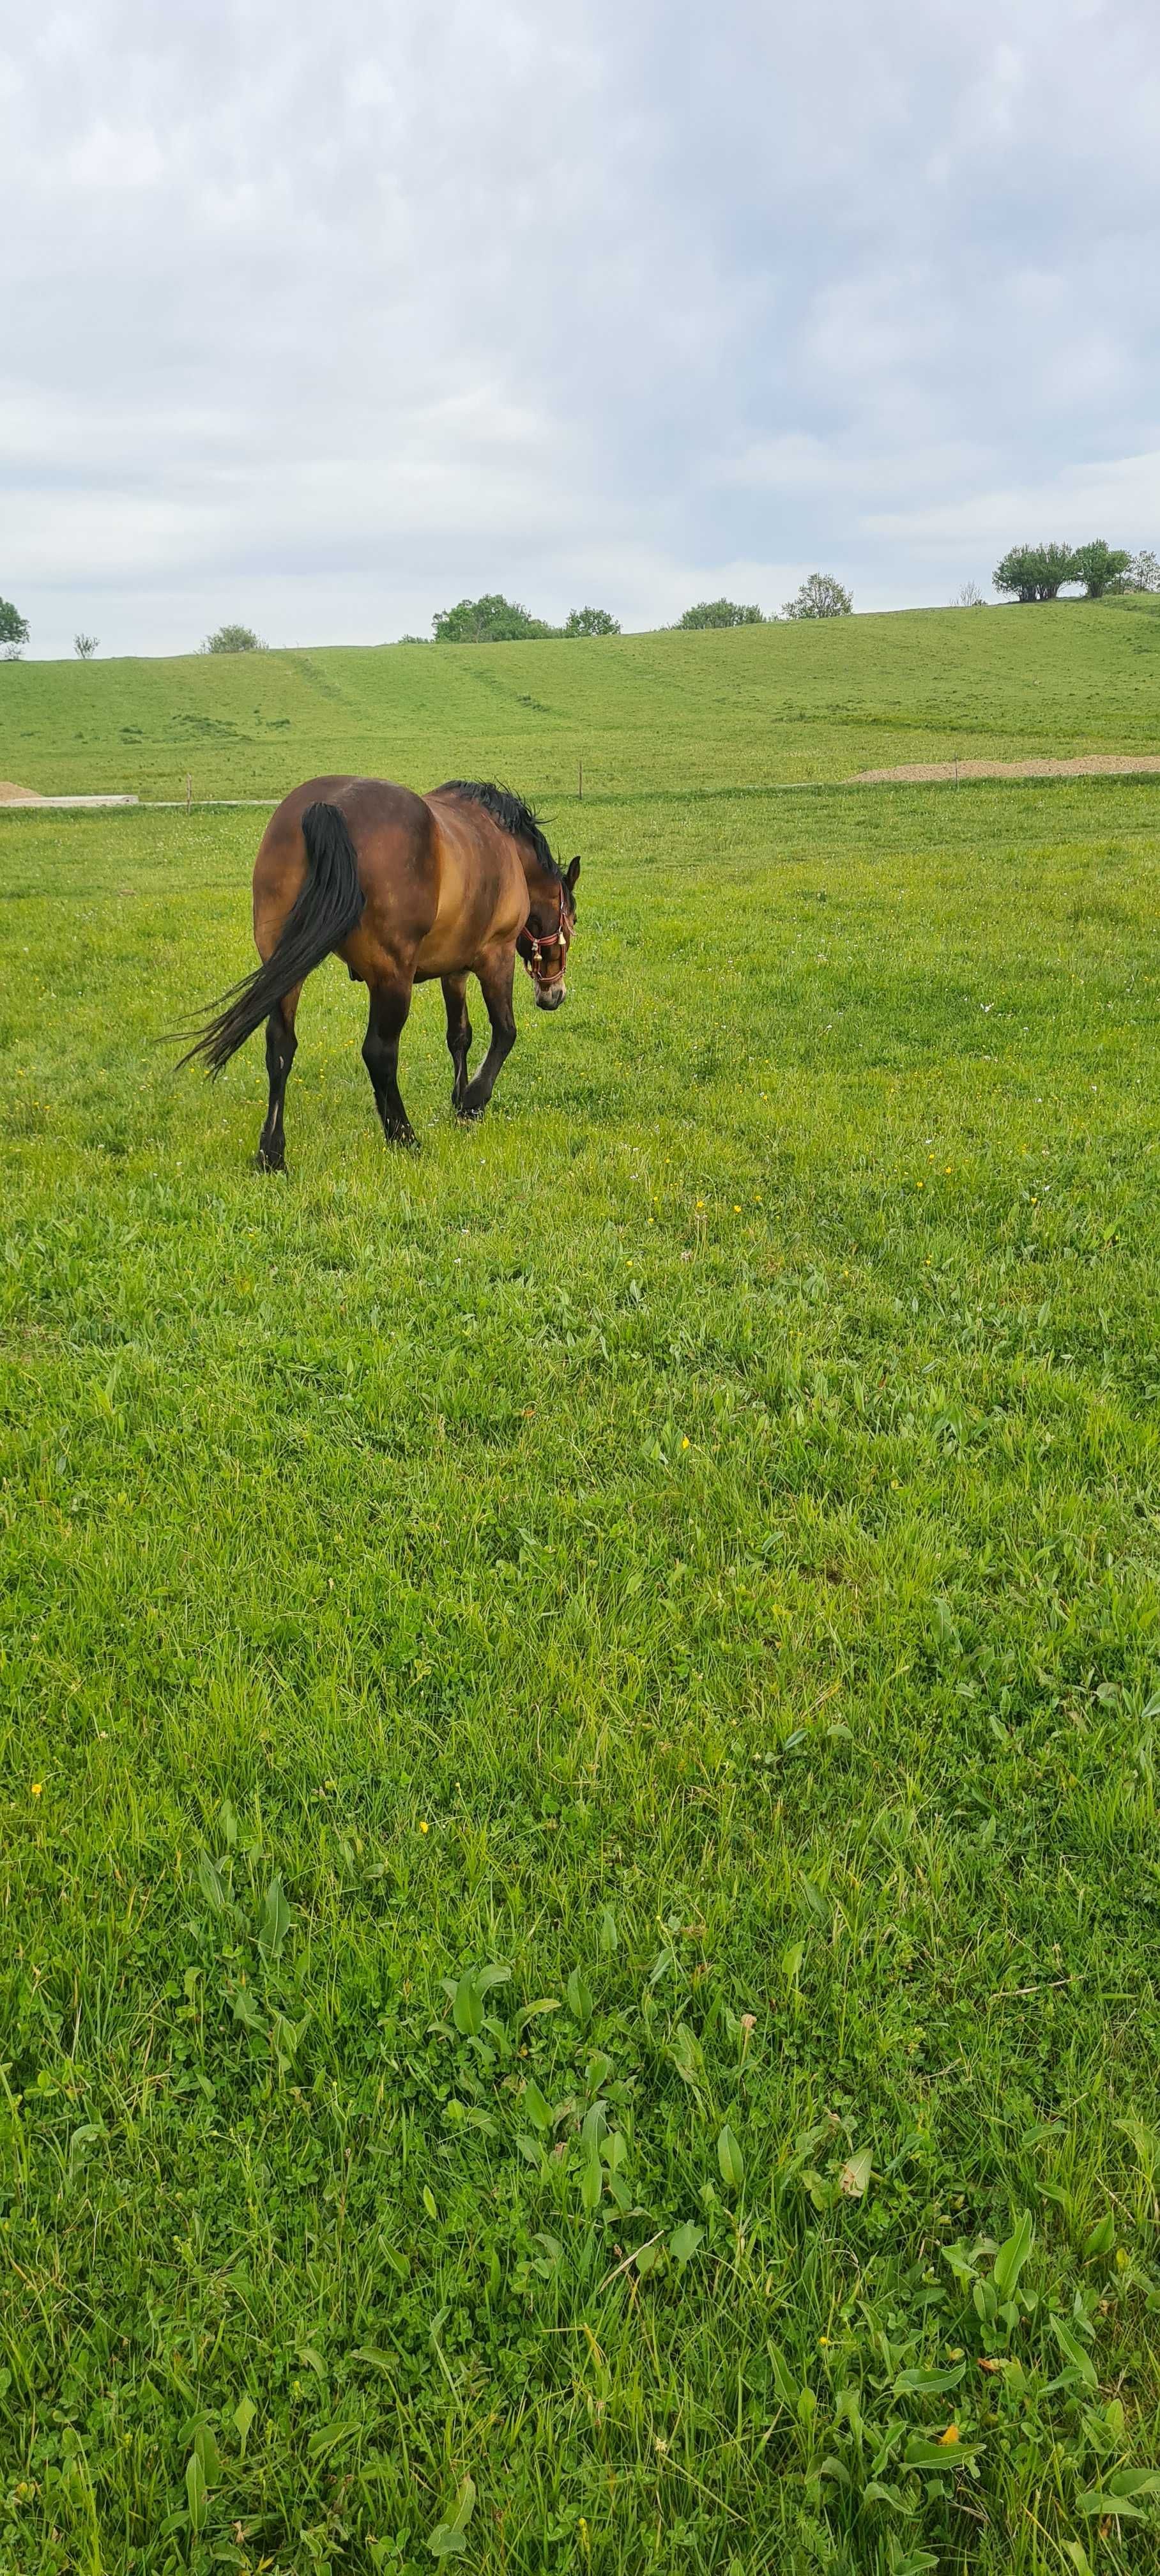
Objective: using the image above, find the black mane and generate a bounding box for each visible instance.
[435,780,562,881]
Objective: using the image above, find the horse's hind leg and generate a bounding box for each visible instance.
[442,974,472,1112]
[363,976,418,1149]
[256,982,301,1173]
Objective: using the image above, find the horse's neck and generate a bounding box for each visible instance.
[522,854,557,911]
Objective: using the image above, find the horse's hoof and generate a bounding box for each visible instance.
[455,1104,484,1124]
[255,1149,287,1175]
[385,1129,421,1152]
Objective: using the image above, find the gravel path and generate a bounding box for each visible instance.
[851,755,1160,783]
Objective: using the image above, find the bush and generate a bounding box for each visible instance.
[781,573,852,620]
[676,599,765,629]
[395,633,430,645]
[201,624,266,654]
[73,632,100,659]
[0,597,29,659]
[432,595,560,643]
[563,606,620,636]
[993,544,1077,602]
[956,582,986,608]
[1072,540,1131,599]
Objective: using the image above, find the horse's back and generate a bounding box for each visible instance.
[252,772,523,985]
[254,776,436,957]
[259,774,431,858]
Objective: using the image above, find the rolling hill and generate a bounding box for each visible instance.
[2,592,1159,803]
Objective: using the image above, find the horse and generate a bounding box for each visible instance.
[180,776,580,1168]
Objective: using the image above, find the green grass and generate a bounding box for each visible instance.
[3,592,1160,802]
[1,625,1159,2573]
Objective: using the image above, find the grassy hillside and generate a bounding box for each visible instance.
[2,594,1159,801]
[2,632,1159,2569]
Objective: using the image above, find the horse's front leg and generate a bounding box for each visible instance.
[362,974,419,1149]
[459,944,516,1121]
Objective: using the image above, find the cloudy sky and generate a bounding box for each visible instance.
[4,0,1159,657]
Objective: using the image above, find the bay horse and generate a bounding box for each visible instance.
[181,776,580,1167]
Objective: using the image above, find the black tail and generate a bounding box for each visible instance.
[179,802,365,1075]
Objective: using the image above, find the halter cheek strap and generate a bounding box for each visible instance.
[517,892,569,983]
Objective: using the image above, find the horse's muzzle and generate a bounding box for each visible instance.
[535,979,565,1009]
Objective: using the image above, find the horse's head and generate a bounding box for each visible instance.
[519,855,580,1010]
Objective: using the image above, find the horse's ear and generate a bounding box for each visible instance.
[565,855,581,890]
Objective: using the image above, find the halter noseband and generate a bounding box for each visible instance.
[517,891,570,985]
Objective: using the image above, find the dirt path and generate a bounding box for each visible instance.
[0,783,139,808]
[851,755,1160,784]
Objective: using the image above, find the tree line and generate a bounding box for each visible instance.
[1,590,851,657]
[4,548,1157,660]
[676,574,853,625]
[0,588,852,659]
[990,542,1158,602]
[413,573,853,642]
[419,599,621,642]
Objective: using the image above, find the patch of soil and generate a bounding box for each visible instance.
[851,755,1160,783]
[0,788,139,809]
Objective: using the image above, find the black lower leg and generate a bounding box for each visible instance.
[362,979,417,1148]
[443,976,473,1110]
[256,1001,298,1171]
[461,950,516,1118]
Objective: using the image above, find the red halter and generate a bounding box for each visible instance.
[517,891,570,984]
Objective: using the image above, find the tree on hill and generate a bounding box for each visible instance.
[781,573,852,620]
[563,606,620,635]
[1071,540,1131,599]
[1122,548,1160,593]
[74,632,100,659]
[201,623,266,653]
[676,599,765,629]
[993,544,1077,602]
[1,597,29,659]
[432,594,560,642]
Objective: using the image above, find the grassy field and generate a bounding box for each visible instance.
[2,617,1159,2575]
[2,593,1159,803]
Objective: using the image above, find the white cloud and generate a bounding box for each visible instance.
[864,449,1160,549]
[66,121,167,189]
